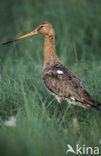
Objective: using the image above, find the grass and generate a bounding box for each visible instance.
[0,0,101,155]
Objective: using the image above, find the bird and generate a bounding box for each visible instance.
[2,22,101,112]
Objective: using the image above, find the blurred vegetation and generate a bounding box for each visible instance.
[0,0,101,155]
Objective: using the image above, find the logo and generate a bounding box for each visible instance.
[66,144,100,155]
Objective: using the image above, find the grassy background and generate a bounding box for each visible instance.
[0,0,101,155]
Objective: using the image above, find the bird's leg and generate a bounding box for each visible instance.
[56,96,64,115]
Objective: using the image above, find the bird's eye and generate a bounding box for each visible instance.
[40,25,43,28]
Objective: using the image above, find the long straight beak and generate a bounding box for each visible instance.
[2,29,38,45]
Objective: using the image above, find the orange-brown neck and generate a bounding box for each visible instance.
[43,35,60,69]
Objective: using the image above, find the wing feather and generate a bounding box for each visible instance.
[42,65,98,107]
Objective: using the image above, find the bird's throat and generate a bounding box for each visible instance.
[43,35,60,69]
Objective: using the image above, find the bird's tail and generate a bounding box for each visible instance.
[90,102,101,112]
[83,90,101,112]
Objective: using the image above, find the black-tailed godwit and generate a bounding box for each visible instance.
[3,22,101,113]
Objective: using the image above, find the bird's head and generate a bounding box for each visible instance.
[2,22,54,45]
[37,22,54,36]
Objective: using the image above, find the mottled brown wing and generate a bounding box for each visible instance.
[42,65,98,107]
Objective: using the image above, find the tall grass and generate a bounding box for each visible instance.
[0,0,101,155]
